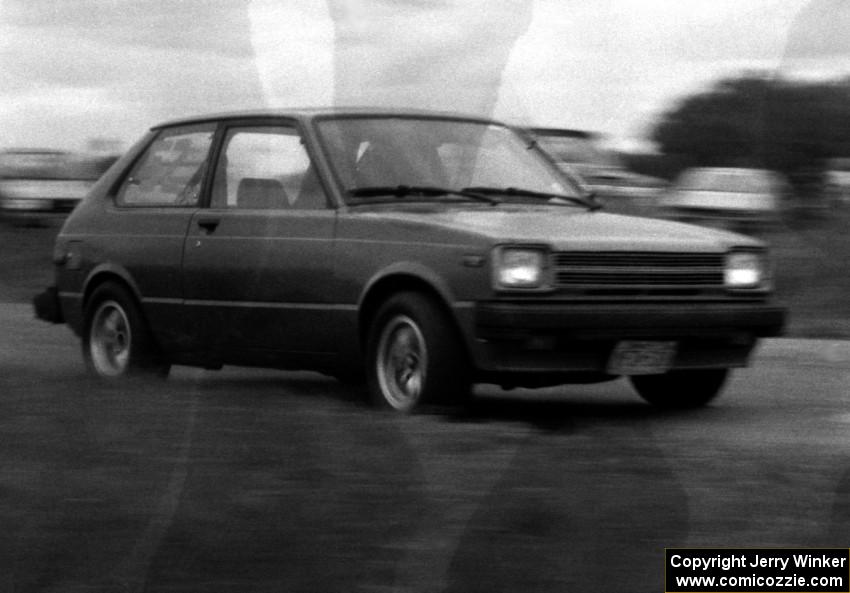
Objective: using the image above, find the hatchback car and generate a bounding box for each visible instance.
[35,109,785,412]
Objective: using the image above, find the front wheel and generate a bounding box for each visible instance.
[83,282,170,379]
[630,368,729,409]
[366,292,470,413]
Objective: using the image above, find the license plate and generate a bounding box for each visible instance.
[606,341,677,375]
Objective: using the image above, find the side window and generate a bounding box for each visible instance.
[210,126,326,210]
[116,124,215,207]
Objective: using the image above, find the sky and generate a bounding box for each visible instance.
[1,0,849,154]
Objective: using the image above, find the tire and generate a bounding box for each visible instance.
[82,281,170,379]
[629,368,729,409]
[365,291,470,413]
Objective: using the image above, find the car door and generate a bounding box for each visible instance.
[182,120,339,367]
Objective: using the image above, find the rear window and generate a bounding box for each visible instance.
[0,151,116,181]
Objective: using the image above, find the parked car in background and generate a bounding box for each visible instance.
[0,149,116,223]
[35,108,784,413]
[527,127,666,215]
[824,157,850,206]
[659,167,788,231]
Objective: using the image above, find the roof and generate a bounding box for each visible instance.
[153,106,502,130]
[528,127,597,140]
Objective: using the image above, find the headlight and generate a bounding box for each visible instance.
[724,251,766,288]
[494,247,546,289]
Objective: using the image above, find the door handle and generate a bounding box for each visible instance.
[196,215,220,232]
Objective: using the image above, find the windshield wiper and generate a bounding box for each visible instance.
[463,186,602,211]
[347,185,499,205]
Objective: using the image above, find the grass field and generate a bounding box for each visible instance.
[3,210,849,338]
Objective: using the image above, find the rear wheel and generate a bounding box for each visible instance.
[366,292,470,413]
[83,282,170,379]
[630,368,729,409]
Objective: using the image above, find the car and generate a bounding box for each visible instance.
[824,157,850,206]
[0,149,114,223]
[34,108,785,412]
[660,167,788,231]
[527,127,666,215]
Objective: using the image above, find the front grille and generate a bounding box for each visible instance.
[553,251,725,295]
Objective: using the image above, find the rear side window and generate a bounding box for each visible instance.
[115,124,216,207]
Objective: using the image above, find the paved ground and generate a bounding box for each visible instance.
[3,303,850,592]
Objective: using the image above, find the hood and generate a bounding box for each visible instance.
[350,204,761,252]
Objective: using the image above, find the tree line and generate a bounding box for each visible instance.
[624,73,850,194]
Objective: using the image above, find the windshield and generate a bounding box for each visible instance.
[315,117,580,203]
[0,151,68,179]
[0,151,114,181]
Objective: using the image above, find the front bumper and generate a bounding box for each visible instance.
[477,302,785,339]
[470,301,786,375]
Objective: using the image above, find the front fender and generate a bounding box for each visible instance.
[358,260,459,312]
[354,261,480,368]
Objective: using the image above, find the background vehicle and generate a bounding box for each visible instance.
[659,167,788,232]
[528,127,666,216]
[824,157,850,206]
[0,149,116,224]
